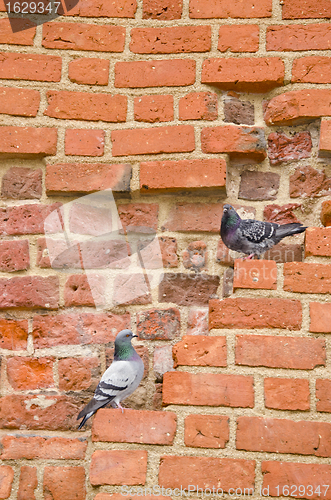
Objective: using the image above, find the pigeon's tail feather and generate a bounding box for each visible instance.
[275,223,307,239]
[78,414,89,430]
[77,397,114,428]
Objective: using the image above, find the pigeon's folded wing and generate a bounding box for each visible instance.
[240,219,277,244]
[94,360,138,401]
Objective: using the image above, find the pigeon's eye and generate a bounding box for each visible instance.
[126,334,130,337]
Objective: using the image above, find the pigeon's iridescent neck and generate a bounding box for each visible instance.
[114,342,136,361]
[226,212,240,229]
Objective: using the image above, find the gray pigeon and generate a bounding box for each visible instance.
[221,204,307,259]
[77,329,144,429]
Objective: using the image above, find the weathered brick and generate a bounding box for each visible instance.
[90,450,147,485]
[233,259,277,290]
[310,302,331,333]
[163,372,254,407]
[140,159,226,193]
[292,56,331,84]
[46,163,131,194]
[64,274,105,307]
[68,57,109,85]
[201,57,284,92]
[183,240,207,271]
[222,267,234,298]
[0,319,28,350]
[264,89,331,125]
[264,203,301,224]
[305,227,331,257]
[92,409,176,444]
[162,203,255,233]
[18,466,37,500]
[184,414,229,449]
[190,0,271,18]
[236,335,325,369]
[0,18,36,45]
[0,240,29,272]
[0,466,14,499]
[316,379,331,412]
[159,456,255,491]
[319,119,331,158]
[218,25,259,52]
[216,238,234,266]
[0,276,59,309]
[224,96,254,125]
[284,262,331,294]
[290,165,331,198]
[33,312,130,348]
[45,91,127,122]
[143,0,182,19]
[282,0,331,19]
[239,170,279,200]
[134,95,173,123]
[118,203,159,233]
[77,0,137,17]
[201,125,266,161]
[0,52,61,81]
[267,23,331,51]
[179,92,218,120]
[210,298,302,330]
[264,378,310,411]
[7,357,54,390]
[263,242,303,263]
[262,461,331,500]
[137,308,180,340]
[0,394,87,430]
[173,335,227,367]
[43,467,86,500]
[159,237,178,268]
[268,131,312,164]
[0,203,62,236]
[65,129,105,156]
[0,126,57,158]
[1,435,87,459]
[115,59,195,87]
[153,345,174,379]
[321,200,331,226]
[113,274,152,305]
[112,125,195,156]
[187,308,209,335]
[43,22,125,51]
[159,273,220,306]
[1,167,42,199]
[237,416,331,457]
[0,87,40,117]
[95,495,168,500]
[59,357,100,392]
[130,26,210,53]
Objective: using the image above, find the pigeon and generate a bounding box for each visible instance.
[77,329,144,429]
[220,204,307,259]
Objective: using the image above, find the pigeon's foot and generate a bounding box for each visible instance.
[242,254,255,261]
[117,402,125,413]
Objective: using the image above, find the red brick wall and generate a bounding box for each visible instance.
[1,0,331,498]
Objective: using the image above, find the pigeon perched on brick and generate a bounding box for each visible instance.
[77,329,144,429]
[220,204,307,259]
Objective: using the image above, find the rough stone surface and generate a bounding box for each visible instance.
[137,308,180,340]
[182,240,208,271]
[290,165,331,198]
[1,167,42,199]
[0,240,29,272]
[187,308,209,335]
[159,273,220,306]
[223,96,255,125]
[239,170,280,200]
[268,131,312,165]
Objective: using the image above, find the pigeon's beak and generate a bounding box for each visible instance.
[132,335,138,338]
